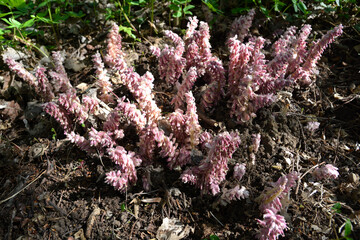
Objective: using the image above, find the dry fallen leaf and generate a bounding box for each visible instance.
[0,100,21,122]
[156,217,194,240]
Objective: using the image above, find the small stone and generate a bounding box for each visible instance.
[120,212,128,223]
[349,173,359,184]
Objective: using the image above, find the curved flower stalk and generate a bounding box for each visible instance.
[65,131,92,152]
[6,52,70,97]
[45,92,98,133]
[5,58,37,88]
[258,172,299,212]
[44,102,72,131]
[256,172,299,240]
[88,127,121,149]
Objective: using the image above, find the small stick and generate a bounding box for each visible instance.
[0,170,46,205]
[209,211,224,227]
[295,162,325,195]
[86,207,101,238]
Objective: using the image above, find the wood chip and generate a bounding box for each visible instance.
[85,207,101,238]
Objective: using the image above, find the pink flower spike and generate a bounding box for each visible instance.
[171,67,198,109]
[228,9,255,42]
[185,91,201,148]
[93,52,114,103]
[104,23,125,67]
[5,58,37,87]
[185,16,199,40]
[49,51,72,92]
[65,131,91,152]
[258,172,299,213]
[44,102,72,132]
[256,209,288,240]
[35,67,55,101]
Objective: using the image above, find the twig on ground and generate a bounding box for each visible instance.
[295,162,326,195]
[0,170,46,205]
[209,211,224,227]
[86,206,101,238]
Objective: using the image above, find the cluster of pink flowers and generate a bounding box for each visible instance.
[233,163,246,181]
[5,10,342,211]
[150,31,186,85]
[105,146,142,191]
[5,58,37,86]
[181,131,241,195]
[4,11,346,239]
[219,185,249,206]
[256,172,299,240]
[257,209,288,240]
[35,67,54,101]
[5,58,55,101]
[312,164,339,180]
[152,16,226,109]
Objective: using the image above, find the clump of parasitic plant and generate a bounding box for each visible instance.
[5,9,343,240]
